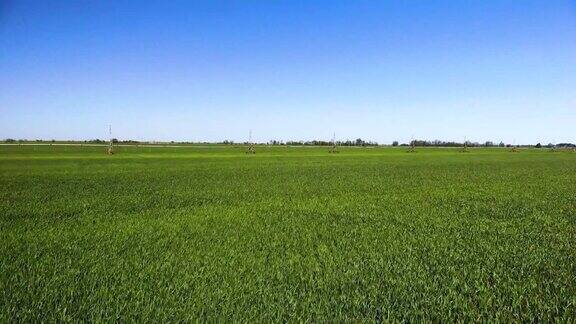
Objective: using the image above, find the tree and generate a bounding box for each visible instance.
[392,141,399,147]
[535,143,542,148]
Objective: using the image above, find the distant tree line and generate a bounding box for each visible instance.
[274,139,379,146]
[2,138,575,148]
[405,140,505,147]
[2,138,57,143]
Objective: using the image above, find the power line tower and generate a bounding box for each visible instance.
[461,137,468,152]
[107,125,114,155]
[510,139,518,152]
[246,129,255,154]
[408,135,416,153]
[549,139,556,152]
[329,132,338,153]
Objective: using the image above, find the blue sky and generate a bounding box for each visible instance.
[1,1,575,144]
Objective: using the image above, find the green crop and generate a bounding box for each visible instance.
[1,145,575,321]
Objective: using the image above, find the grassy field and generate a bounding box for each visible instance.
[1,145,575,321]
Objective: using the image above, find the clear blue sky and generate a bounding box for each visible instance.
[1,1,575,144]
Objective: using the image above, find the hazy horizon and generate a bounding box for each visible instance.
[2,1,575,144]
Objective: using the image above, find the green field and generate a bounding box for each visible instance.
[1,145,575,321]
